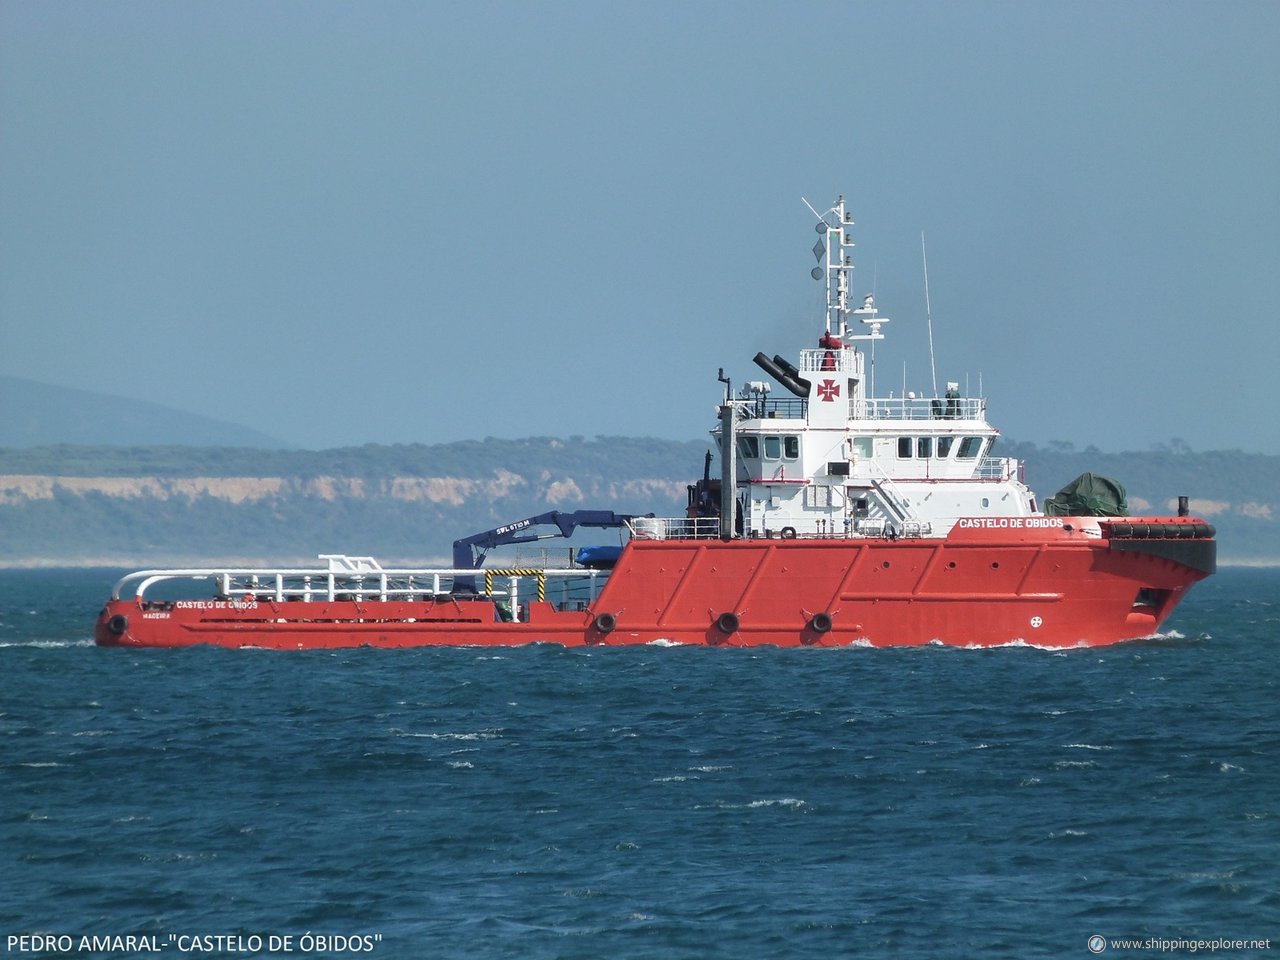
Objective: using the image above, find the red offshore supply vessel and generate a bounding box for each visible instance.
[95,196,1215,650]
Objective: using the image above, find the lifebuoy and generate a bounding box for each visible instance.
[107,614,128,635]
[715,612,740,634]
[593,612,617,634]
[780,526,797,540]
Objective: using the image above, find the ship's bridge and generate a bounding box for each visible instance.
[692,193,1040,541]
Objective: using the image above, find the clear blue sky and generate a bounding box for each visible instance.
[2,0,1277,453]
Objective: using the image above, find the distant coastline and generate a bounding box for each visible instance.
[1,438,1276,565]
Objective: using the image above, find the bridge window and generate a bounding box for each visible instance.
[784,436,800,460]
[897,437,913,458]
[937,436,954,458]
[763,436,781,460]
[738,436,759,459]
[957,436,985,459]
[917,437,933,458]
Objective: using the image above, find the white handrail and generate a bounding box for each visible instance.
[855,396,986,421]
[113,565,603,602]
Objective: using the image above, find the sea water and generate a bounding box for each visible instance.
[2,568,1277,959]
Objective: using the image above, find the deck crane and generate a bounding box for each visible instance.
[451,509,649,590]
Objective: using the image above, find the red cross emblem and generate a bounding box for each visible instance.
[817,378,840,402]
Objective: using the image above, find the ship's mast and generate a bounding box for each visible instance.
[804,195,855,337]
[804,195,889,394]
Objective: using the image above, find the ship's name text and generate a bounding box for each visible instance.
[174,600,260,610]
[957,517,1065,529]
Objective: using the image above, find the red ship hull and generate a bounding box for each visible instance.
[95,517,1214,650]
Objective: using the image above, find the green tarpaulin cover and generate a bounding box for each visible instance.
[1044,472,1129,517]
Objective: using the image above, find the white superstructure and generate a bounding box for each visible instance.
[718,196,1039,540]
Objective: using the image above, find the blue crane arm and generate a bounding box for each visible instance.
[451,509,647,571]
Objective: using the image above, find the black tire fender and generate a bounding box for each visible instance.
[715,612,740,634]
[809,612,833,634]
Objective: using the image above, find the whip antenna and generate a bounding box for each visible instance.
[922,231,938,397]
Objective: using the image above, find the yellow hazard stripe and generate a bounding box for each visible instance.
[483,569,547,600]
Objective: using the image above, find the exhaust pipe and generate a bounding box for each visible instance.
[753,352,809,398]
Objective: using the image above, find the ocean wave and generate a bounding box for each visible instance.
[0,638,95,648]
[695,798,807,811]
[959,638,1091,651]
[2,566,1272,958]
[391,729,503,741]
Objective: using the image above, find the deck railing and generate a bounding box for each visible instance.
[112,563,608,623]
[628,517,721,540]
[740,391,986,424]
[626,517,935,541]
[975,457,1017,480]
[854,396,986,421]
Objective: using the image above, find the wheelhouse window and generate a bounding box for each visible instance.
[937,436,954,458]
[957,436,985,459]
[763,436,781,460]
[783,436,800,460]
[917,437,933,459]
[897,437,913,458]
[738,436,759,459]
